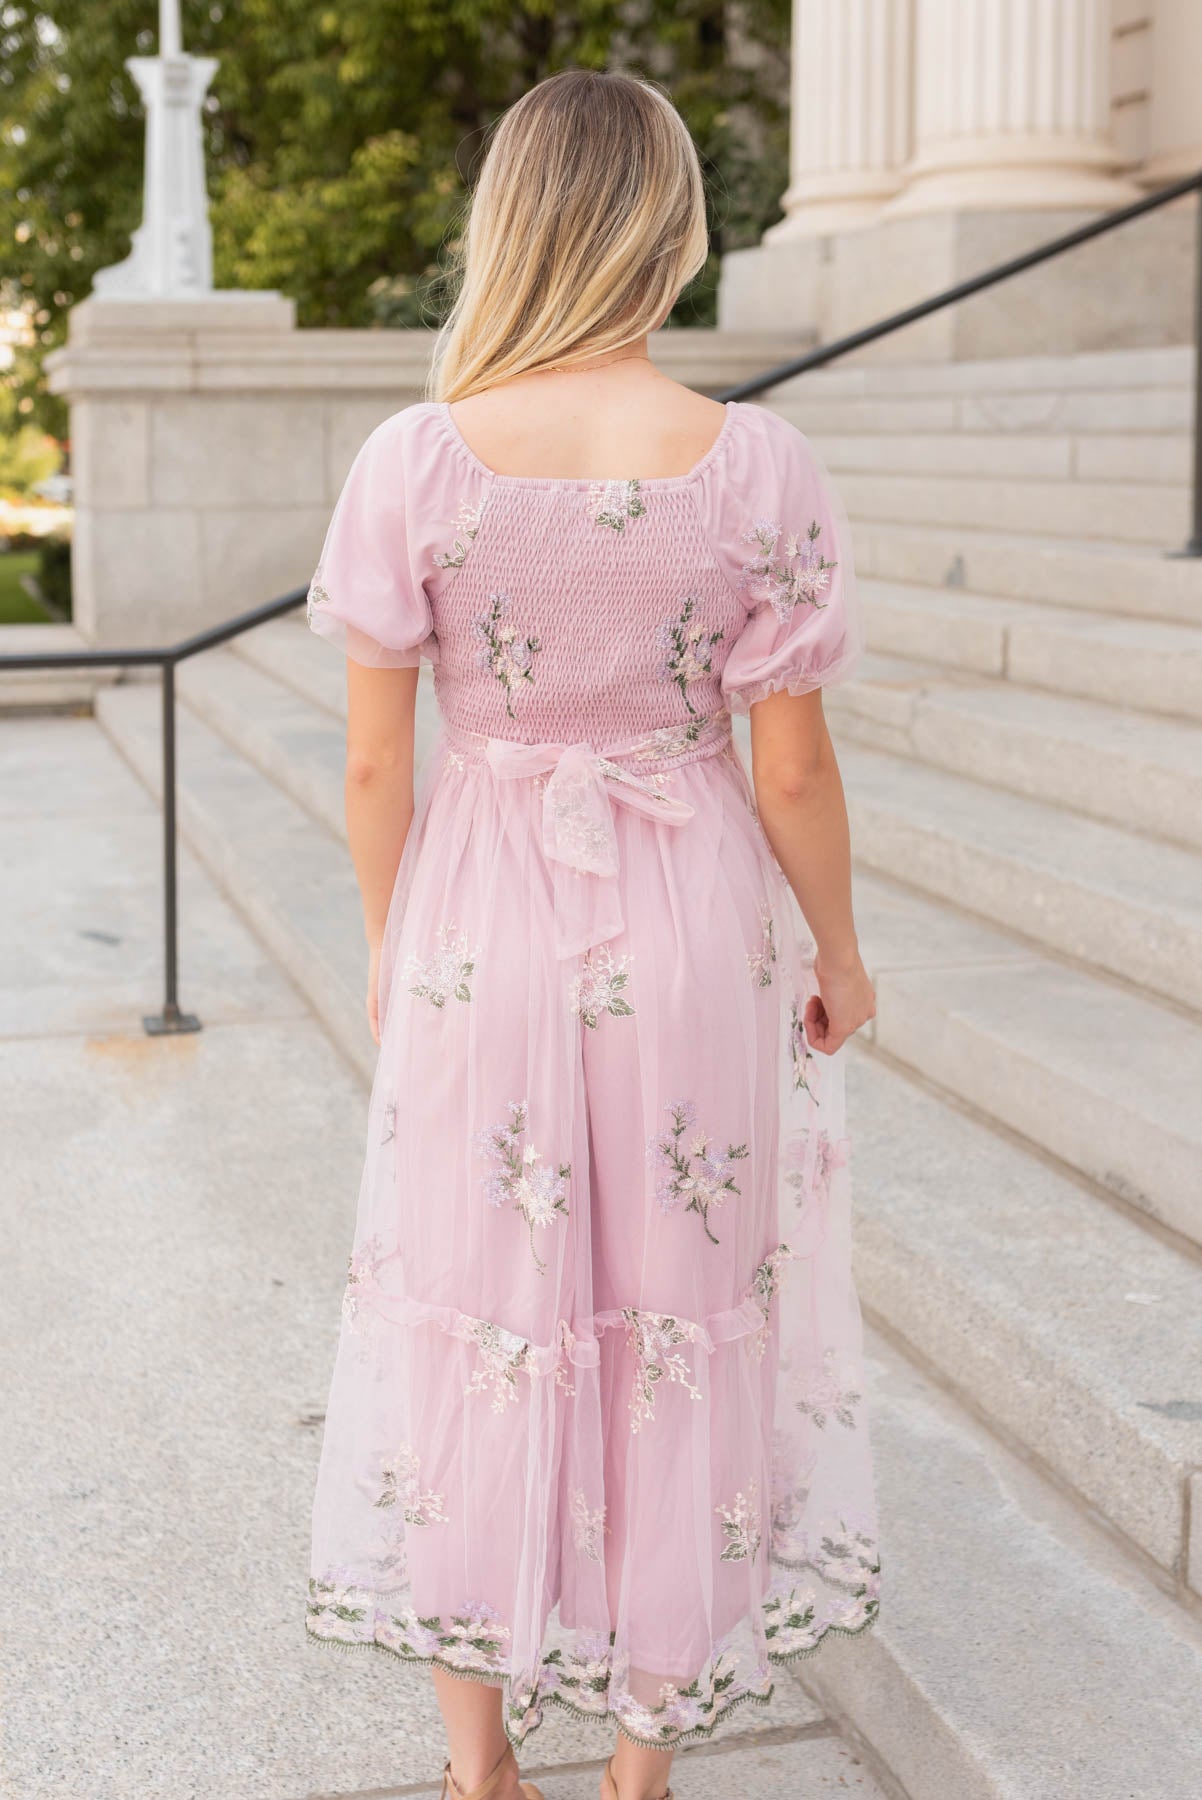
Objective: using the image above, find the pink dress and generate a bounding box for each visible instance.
[304,398,880,1749]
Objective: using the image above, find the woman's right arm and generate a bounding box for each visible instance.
[748,685,875,1055]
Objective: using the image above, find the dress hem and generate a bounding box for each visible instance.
[303,1605,881,1753]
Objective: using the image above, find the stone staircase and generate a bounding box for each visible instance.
[94,343,1202,1798]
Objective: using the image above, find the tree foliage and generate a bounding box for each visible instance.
[1,1,790,424]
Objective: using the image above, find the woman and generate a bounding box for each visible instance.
[304,68,879,1800]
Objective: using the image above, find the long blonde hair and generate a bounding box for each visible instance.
[429,70,709,403]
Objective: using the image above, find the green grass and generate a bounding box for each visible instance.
[0,552,52,625]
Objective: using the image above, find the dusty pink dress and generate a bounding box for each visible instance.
[304,397,880,1749]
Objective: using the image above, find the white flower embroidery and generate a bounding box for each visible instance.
[433,496,487,569]
[588,478,647,531]
[476,1100,571,1275]
[381,1100,397,1144]
[622,1308,704,1432]
[473,592,541,718]
[747,902,777,988]
[747,1243,795,1359]
[788,999,816,1097]
[374,1443,448,1527]
[342,1232,385,1331]
[570,1487,606,1562]
[570,945,635,1028]
[796,1346,862,1430]
[404,922,478,1008]
[716,1481,763,1562]
[306,569,330,625]
[463,1317,538,1412]
[740,518,836,623]
[657,597,724,716]
[648,1099,749,1246]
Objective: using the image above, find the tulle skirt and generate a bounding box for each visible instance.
[306,713,880,1749]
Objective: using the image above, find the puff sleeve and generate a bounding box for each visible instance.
[306,407,439,670]
[716,406,861,713]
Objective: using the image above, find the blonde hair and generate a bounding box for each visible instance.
[429,70,709,403]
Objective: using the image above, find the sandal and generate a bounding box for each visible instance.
[602,1755,673,1800]
[441,1740,544,1800]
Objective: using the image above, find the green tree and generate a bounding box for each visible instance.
[1,1,790,425]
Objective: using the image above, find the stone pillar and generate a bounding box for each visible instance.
[1141,0,1202,184]
[889,0,1140,213]
[766,0,913,239]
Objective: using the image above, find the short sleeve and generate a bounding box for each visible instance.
[306,408,439,670]
[715,407,861,714]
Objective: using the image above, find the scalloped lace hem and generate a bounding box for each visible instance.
[304,1602,880,1751]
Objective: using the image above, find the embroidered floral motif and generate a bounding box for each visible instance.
[476,1100,571,1275]
[404,923,477,1008]
[716,1481,763,1562]
[806,1522,881,1595]
[570,1487,606,1562]
[445,748,466,772]
[433,496,487,569]
[462,1317,539,1412]
[570,945,635,1028]
[473,592,541,718]
[762,1581,818,1654]
[657,597,724,716]
[381,1100,397,1144]
[374,1443,448,1527]
[747,903,777,988]
[740,518,836,624]
[342,1233,385,1330]
[649,1099,749,1246]
[796,1346,862,1430]
[788,1000,816,1097]
[529,1632,614,1720]
[588,478,647,532]
[608,1645,743,1743]
[748,1243,795,1358]
[622,1308,704,1431]
[305,573,331,626]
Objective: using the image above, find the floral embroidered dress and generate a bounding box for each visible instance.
[305,397,880,1750]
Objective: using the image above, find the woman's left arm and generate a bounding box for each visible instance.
[344,662,420,1044]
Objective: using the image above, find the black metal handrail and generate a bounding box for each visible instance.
[2,169,1200,1033]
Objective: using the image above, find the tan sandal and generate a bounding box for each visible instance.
[602,1755,673,1800]
[441,1740,543,1800]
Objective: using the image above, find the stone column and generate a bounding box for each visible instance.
[765,0,913,240]
[1141,0,1202,184]
[889,0,1140,213]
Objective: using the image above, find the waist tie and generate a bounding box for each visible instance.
[482,737,697,959]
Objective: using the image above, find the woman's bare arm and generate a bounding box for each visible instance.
[748,687,875,1054]
[344,662,420,1042]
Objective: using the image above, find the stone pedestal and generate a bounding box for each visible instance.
[45,302,808,647]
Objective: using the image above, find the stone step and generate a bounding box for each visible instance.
[827,655,1202,849]
[95,681,375,1083]
[176,649,349,839]
[807,1325,1202,1800]
[793,383,1194,438]
[820,429,1190,484]
[852,870,1202,1252]
[0,621,118,711]
[839,470,1186,547]
[230,612,347,719]
[849,1046,1202,1592]
[776,344,1194,397]
[837,742,1202,1011]
[852,519,1202,623]
[859,578,1202,720]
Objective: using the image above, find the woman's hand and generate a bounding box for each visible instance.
[366,941,383,1046]
[804,948,876,1055]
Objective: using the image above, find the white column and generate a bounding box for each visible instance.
[765,0,913,240]
[889,0,1140,213]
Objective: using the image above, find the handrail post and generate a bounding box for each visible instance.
[143,657,201,1036]
[1181,185,1202,557]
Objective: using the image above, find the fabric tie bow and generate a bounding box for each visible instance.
[484,738,695,959]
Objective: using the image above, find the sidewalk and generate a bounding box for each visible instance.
[0,713,888,1800]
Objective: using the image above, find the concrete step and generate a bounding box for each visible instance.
[840,470,1186,547]
[95,681,374,1083]
[795,383,1194,438]
[852,519,1202,623]
[838,742,1202,1011]
[777,344,1194,398]
[808,1326,1202,1800]
[229,613,347,719]
[821,430,1190,484]
[176,649,349,839]
[853,871,1202,1253]
[850,1046,1202,1593]
[0,622,118,711]
[828,655,1202,849]
[860,579,1202,721]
